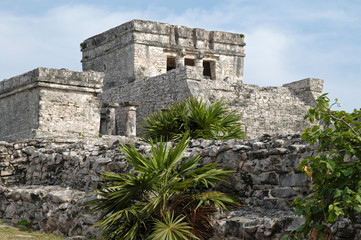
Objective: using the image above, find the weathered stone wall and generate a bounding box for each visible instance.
[0,135,311,238]
[1,135,359,239]
[195,77,324,138]
[38,88,101,138]
[102,66,323,138]
[81,19,245,89]
[0,87,40,141]
[101,67,195,136]
[0,68,104,142]
[0,185,100,238]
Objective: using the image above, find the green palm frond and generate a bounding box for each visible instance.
[192,191,239,210]
[91,134,239,239]
[186,163,234,188]
[142,97,244,141]
[148,212,199,240]
[120,143,156,172]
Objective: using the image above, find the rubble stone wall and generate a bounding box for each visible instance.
[0,135,310,238]
[0,135,359,239]
[0,68,104,142]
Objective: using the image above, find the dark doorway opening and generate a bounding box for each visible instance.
[203,60,215,79]
[203,61,211,78]
[167,57,176,71]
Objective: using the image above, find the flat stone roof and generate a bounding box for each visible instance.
[0,68,104,98]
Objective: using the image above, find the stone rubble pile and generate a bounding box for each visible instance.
[0,134,360,239]
[0,185,100,238]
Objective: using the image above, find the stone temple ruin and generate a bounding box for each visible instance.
[2,20,360,240]
[0,19,324,142]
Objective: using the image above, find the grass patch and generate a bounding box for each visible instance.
[0,220,64,240]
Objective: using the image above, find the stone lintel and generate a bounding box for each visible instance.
[102,103,120,108]
[120,102,140,107]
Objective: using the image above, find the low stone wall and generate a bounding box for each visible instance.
[0,185,100,238]
[0,135,359,239]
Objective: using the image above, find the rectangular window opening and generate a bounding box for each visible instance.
[203,60,215,79]
[184,58,195,66]
[167,57,176,71]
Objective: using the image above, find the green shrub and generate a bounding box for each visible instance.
[90,134,237,240]
[142,97,244,141]
[15,219,30,228]
[284,93,361,239]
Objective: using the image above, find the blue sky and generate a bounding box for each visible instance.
[1,0,360,112]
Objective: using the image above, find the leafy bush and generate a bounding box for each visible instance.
[91,134,237,240]
[142,97,244,141]
[285,94,361,239]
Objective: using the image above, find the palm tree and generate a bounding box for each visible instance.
[91,134,237,240]
[142,97,244,141]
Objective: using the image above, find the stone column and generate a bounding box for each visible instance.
[106,104,118,135]
[121,102,140,137]
[100,103,119,135]
[176,49,186,68]
[195,50,204,71]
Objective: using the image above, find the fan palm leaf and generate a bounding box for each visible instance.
[142,97,244,141]
[91,134,239,239]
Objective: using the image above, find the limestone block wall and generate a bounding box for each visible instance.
[0,87,40,141]
[101,66,323,138]
[81,19,245,89]
[101,67,198,136]
[38,88,101,137]
[0,68,104,142]
[194,77,324,138]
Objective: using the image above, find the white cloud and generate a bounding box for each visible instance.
[0,5,162,79]
[243,27,296,86]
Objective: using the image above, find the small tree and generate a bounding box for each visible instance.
[142,97,244,141]
[286,94,361,239]
[91,134,238,240]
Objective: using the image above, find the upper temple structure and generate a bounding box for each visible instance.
[0,19,324,142]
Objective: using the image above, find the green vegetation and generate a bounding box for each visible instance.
[285,94,361,239]
[0,220,63,240]
[14,219,30,228]
[80,42,87,50]
[142,97,244,141]
[91,134,237,240]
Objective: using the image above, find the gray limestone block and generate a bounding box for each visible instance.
[274,164,292,174]
[290,144,307,153]
[274,139,285,147]
[216,150,240,170]
[233,144,252,151]
[50,190,74,203]
[270,188,297,198]
[279,173,309,187]
[255,198,290,210]
[248,149,269,160]
[252,142,266,150]
[269,147,288,155]
[252,172,279,185]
